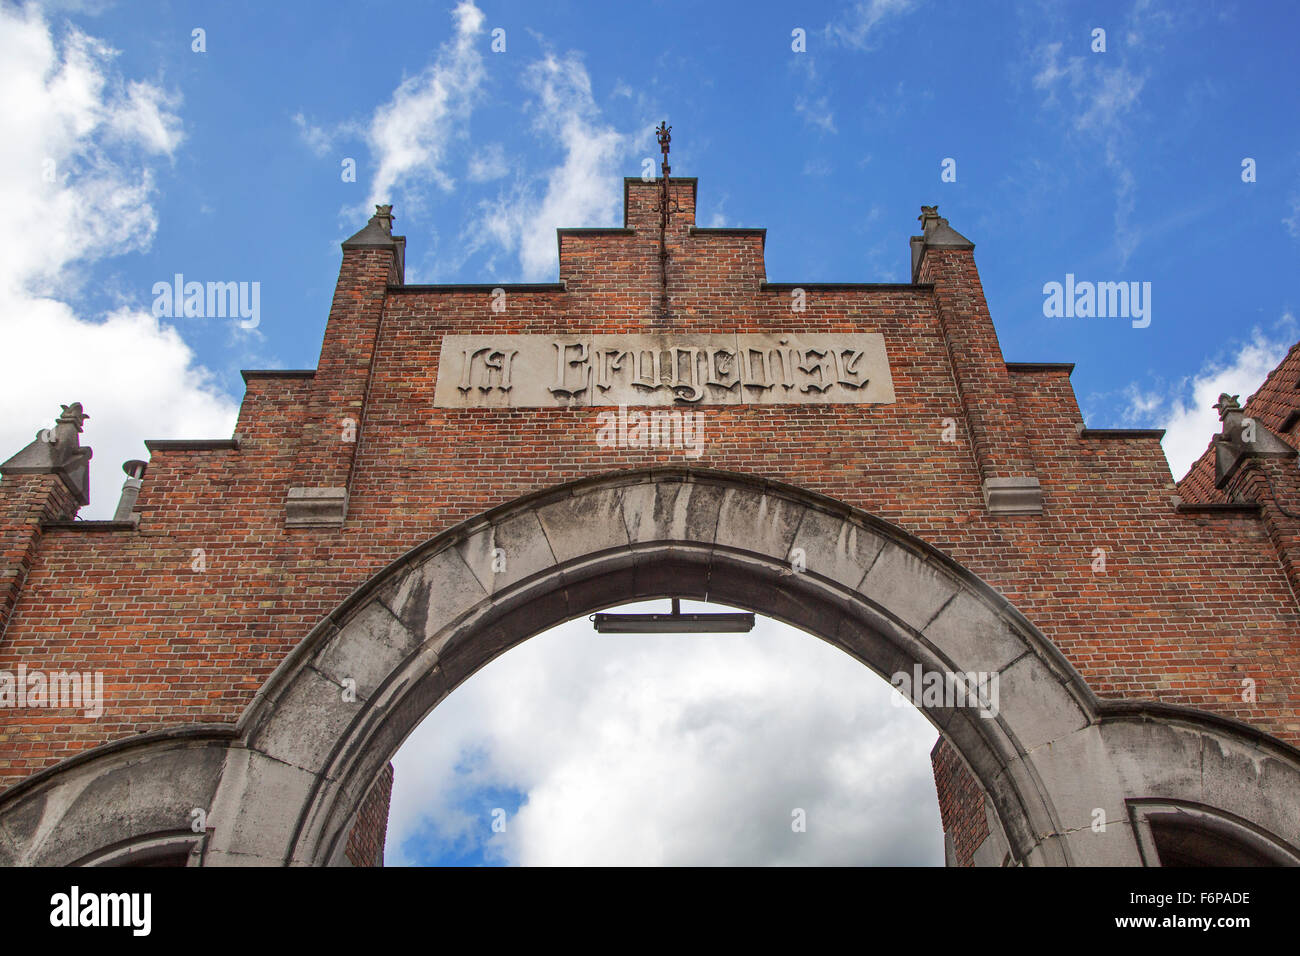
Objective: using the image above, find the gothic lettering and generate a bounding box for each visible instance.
[435,333,895,408]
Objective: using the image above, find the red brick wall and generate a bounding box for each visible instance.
[930,738,988,867]
[0,473,80,637]
[1,180,1298,795]
[344,763,393,867]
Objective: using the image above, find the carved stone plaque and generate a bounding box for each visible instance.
[432,333,895,407]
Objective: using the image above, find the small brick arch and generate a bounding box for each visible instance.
[4,469,1298,866]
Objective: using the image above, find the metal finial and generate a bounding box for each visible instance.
[654,123,674,313]
[656,122,671,159]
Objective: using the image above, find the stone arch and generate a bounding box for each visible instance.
[1127,799,1300,866]
[0,728,231,866]
[4,468,1300,866]
[209,467,1119,866]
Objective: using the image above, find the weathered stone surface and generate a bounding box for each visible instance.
[714,489,805,562]
[314,601,420,701]
[285,486,348,527]
[859,543,959,632]
[0,402,93,506]
[249,666,362,772]
[629,548,716,602]
[377,547,489,641]
[432,333,896,408]
[789,510,887,591]
[619,478,725,546]
[455,510,557,594]
[1103,719,1300,848]
[535,486,630,562]
[921,590,1026,674]
[994,654,1089,753]
[0,741,225,866]
[205,748,320,865]
[1006,724,1133,858]
[981,477,1043,515]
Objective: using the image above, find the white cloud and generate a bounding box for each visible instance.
[38,0,114,12]
[292,112,333,157]
[1126,325,1294,479]
[364,1,487,210]
[1284,189,1300,239]
[0,4,237,518]
[1032,40,1147,264]
[347,10,636,280]
[107,80,183,154]
[467,142,508,182]
[389,605,945,866]
[803,156,833,177]
[789,55,835,134]
[706,197,729,228]
[795,94,836,133]
[1123,384,1163,419]
[475,52,632,281]
[829,0,920,50]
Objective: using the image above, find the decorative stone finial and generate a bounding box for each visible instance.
[917,205,968,243]
[340,203,405,282]
[1211,391,1296,489]
[1213,393,1242,421]
[0,403,94,507]
[343,204,401,248]
[910,205,975,281]
[57,402,89,431]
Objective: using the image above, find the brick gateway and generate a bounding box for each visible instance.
[1,178,1298,866]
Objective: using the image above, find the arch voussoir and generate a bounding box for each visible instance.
[788,506,888,592]
[919,590,1024,676]
[619,473,727,546]
[454,509,558,595]
[312,600,420,702]
[535,485,631,563]
[858,541,961,634]
[713,485,808,564]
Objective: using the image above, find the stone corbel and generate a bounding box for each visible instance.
[982,477,1043,515]
[286,487,348,528]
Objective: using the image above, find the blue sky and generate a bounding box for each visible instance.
[5,0,1299,510]
[2,0,1298,865]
